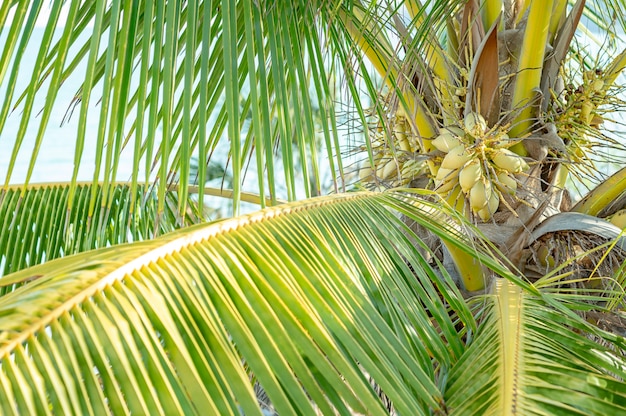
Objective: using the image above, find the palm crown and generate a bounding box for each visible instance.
[1,0,626,414]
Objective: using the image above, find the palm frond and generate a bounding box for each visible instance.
[0,1,353,216]
[446,278,626,415]
[3,190,625,413]
[0,191,475,414]
[0,182,208,283]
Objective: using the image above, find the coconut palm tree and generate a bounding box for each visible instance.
[1,0,626,414]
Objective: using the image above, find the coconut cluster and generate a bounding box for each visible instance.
[549,68,609,164]
[358,110,530,221]
[433,112,529,221]
[358,116,426,186]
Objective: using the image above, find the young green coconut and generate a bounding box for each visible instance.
[347,0,626,293]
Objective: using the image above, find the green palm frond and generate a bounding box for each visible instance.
[0,0,370,216]
[0,191,475,415]
[0,182,208,282]
[446,278,626,415]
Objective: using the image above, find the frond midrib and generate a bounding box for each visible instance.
[495,279,524,416]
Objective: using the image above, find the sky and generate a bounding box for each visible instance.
[5,2,73,28]
[0,4,121,184]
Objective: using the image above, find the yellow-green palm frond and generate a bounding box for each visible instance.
[446,278,626,415]
[0,191,477,414]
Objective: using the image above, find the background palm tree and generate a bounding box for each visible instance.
[1,0,626,414]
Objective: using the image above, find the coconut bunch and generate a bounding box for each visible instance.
[359,110,530,221]
[352,2,541,223]
[358,114,427,187]
[432,112,529,220]
[548,66,623,167]
[358,99,532,222]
